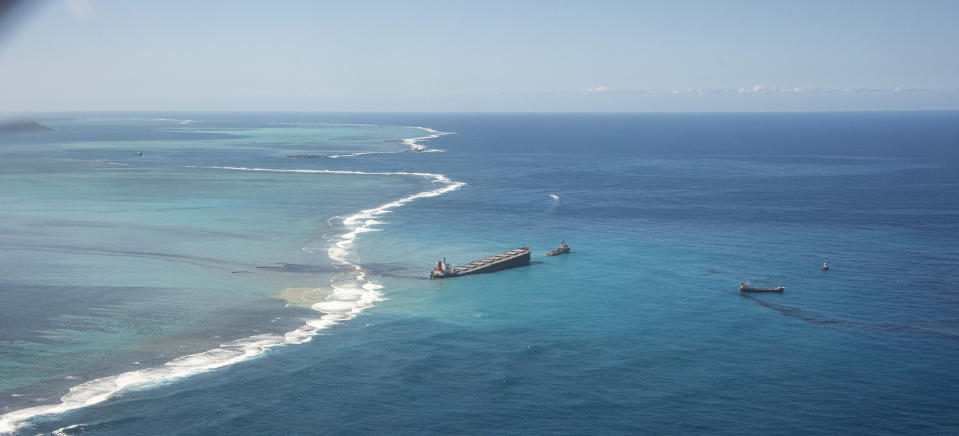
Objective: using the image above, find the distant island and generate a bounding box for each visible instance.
[0,120,52,133]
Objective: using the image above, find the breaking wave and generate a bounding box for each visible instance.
[403,126,453,152]
[152,117,197,125]
[328,151,384,158]
[0,167,464,434]
[287,126,453,158]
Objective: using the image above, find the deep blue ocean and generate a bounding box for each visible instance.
[2,112,958,434]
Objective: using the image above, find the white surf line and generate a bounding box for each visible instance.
[327,151,387,159]
[152,117,197,125]
[331,126,452,155]
[292,126,453,158]
[403,126,453,152]
[51,423,85,435]
[0,166,464,435]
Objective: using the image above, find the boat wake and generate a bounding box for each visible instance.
[0,167,465,434]
[546,194,561,214]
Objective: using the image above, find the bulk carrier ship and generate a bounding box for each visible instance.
[430,247,531,278]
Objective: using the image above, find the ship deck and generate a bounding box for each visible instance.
[454,248,530,275]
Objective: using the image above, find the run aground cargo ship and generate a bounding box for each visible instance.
[430,247,531,278]
[739,281,785,293]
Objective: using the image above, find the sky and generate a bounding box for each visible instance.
[0,0,957,112]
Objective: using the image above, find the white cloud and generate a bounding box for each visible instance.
[575,84,928,97]
[65,0,96,20]
[738,84,776,94]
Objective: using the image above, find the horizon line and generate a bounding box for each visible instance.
[5,108,959,116]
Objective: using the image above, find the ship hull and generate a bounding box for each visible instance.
[740,287,784,293]
[431,248,531,278]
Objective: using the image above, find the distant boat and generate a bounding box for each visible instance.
[822,262,829,271]
[739,281,784,293]
[546,240,570,256]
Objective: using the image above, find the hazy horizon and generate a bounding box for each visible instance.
[1,0,958,113]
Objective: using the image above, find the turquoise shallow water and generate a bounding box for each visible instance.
[0,118,431,414]
[2,112,959,434]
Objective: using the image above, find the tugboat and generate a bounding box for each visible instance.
[430,247,531,279]
[546,240,571,256]
[822,262,829,271]
[739,281,784,293]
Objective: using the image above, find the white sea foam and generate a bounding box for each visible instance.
[403,126,453,152]
[51,423,84,435]
[330,126,452,155]
[299,127,452,159]
[152,117,197,125]
[281,124,452,157]
[0,165,464,435]
[95,159,129,166]
[327,151,385,159]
